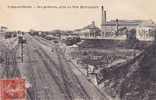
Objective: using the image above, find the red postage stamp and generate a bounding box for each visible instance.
[0,79,26,100]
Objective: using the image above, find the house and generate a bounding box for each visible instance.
[74,21,101,39]
[0,26,8,32]
[136,20,156,41]
[0,26,8,38]
[102,20,142,34]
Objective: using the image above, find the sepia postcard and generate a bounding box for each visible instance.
[0,0,156,100]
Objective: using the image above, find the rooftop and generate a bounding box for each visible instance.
[104,19,156,27]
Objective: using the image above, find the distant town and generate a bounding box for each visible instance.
[1,6,156,41]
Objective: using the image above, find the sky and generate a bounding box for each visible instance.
[0,0,156,31]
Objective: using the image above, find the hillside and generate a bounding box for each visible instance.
[99,43,156,100]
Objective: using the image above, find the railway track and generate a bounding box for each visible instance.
[56,49,91,100]
[29,35,93,100]
[35,50,70,100]
[0,43,21,79]
[25,39,67,100]
[25,34,110,100]
[33,36,100,99]
[33,36,52,47]
[25,44,40,100]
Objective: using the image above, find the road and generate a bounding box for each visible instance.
[0,34,109,100]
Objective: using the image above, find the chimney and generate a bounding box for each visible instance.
[101,6,106,26]
[101,6,107,36]
[116,19,119,33]
[104,10,107,25]
[101,6,104,26]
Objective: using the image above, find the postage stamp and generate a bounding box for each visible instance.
[0,79,26,100]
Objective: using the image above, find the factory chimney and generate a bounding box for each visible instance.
[116,19,119,34]
[101,6,107,36]
[101,6,106,26]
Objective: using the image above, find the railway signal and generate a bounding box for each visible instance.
[18,34,27,63]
